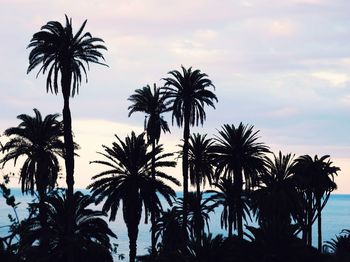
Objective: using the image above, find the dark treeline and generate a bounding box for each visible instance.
[0,15,349,262]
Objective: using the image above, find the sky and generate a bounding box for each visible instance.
[0,0,349,192]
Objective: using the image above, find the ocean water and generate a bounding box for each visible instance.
[0,189,349,261]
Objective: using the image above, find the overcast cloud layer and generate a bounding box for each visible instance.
[0,0,349,192]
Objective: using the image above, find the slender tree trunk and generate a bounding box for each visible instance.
[61,68,75,200]
[182,108,190,240]
[125,191,141,262]
[151,140,156,258]
[300,194,308,245]
[127,223,139,262]
[195,174,202,243]
[302,212,307,245]
[228,206,233,238]
[307,191,313,246]
[317,197,322,251]
[36,165,48,254]
[234,167,243,239]
[61,67,75,262]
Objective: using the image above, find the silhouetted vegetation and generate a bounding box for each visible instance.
[0,14,348,262]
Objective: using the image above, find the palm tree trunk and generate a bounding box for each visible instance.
[127,223,139,262]
[302,211,307,245]
[182,108,190,239]
[62,68,75,262]
[317,197,322,251]
[36,164,48,253]
[195,174,202,243]
[228,206,233,238]
[151,140,156,258]
[61,68,75,200]
[307,191,313,246]
[234,167,244,239]
[125,192,141,262]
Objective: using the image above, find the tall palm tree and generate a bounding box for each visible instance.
[88,132,179,262]
[293,155,339,250]
[180,133,215,243]
[163,65,217,233]
[27,15,107,199]
[213,123,269,239]
[251,152,303,229]
[1,109,65,235]
[18,190,116,262]
[128,83,170,256]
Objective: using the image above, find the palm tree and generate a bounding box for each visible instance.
[187,133,215,200]
[207,177,251,238]
[251,152,303,229]
[186,233,226,262]
[213,123,269,239]
[153,207,185,259]
[176,192,216,244]
[18,190,116,262]
[27,15,107,199]
[88,132,179,262]
[128,83,170,256]
[1,109,64,236]
[163,65,218,233]
[293,155,339,250]
[324,230,350,262]
[187,133,215,243]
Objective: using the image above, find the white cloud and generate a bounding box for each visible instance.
[268,20,297,37]
[311,71,349,87]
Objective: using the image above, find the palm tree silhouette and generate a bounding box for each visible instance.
[324,229,350,261]
[163,65,217,234]
[1,109,65,241]
[176,192,216,244]
[128,83,170,256]
[27,15,107,199]
[1,109,64,197]
[88,132,179,262]
[177,133,215,242]
[18,190,116,262]
[293,155,339,250]
[154,207,185,259]
[207,177,251,237]
[213,123,269,239]
[188,133,215,242]
[251,152,303,229]
[187,133,215,200]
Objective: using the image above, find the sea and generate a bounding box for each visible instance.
[1,189,349,261]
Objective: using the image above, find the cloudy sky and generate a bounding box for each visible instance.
[0,0,349,192]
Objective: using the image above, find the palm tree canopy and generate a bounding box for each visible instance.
[187,133,216,188]
[154,207,184,249]
[293,154,339,197]
[207,177,252,232]
[88,132,179,222]
[18,190,116,262]
[175,192,216,237]
[213,123,270,189]
[162,65,218,127]
[128,84,171,144]
[1,109,65,195]
[27,15,107,96]
[251,152,303,226]
[177,133,216,189]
